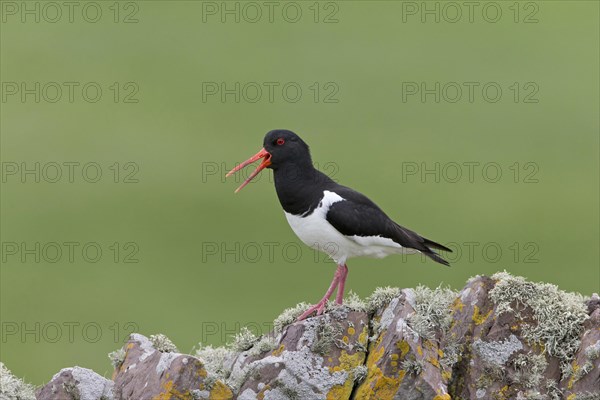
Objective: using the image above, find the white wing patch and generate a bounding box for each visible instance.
[320,190,345,209]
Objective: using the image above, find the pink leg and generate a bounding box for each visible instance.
[335,264,348,305]
[297,264,345,321]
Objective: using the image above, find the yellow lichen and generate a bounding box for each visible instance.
[327,350,366,399]
[209,381,233,400]
[353,345,406,400]
[495,385,509,400]
[396,340,410,358]
[342,336,350,344]
[417,346,423,356]
[257,384,270,400]
[153,380,174,400]
[567,361,579,389]
[433,394,450,400]
[154,380,197,400]
[452,298,465,312]
[441,370,451,381]
[428,356,440,368]
[358,326,369,346]
[348,327,356,335]
[472,305,492,325]
[326,385,347,400]
[272,344,285,357]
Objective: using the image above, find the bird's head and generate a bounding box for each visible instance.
[226,129,311,193]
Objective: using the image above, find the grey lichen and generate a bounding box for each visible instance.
[343,291,368,312]
[247,335,278,357]
[311,321,341,356]
[273,302,311,333]
[511,353,548,388]
[193,344,235,388]
[366,286,401,313]
[352,365,368,383]
[230,327,258,352]
[62,381,80,400]
[402,358,425,375]
[407,285,456,339]
[0,362,36,400]
[544,379,562,400]
[149,333,178,353]
[490,272,588,371]
[584,340,600,360]
[440,333,462,370]
[473,334,523,367]
[108,348,126,369]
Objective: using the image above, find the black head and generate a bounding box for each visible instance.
[263,129,312,169]
[226,129,313,193]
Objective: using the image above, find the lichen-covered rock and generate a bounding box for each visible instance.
[354,287,455,400]
[446,273,591,400]
[231,308,368,400]
[8,273,599,400]
[112,333,233,400]
[36,366,113,400]
[561,295,600,399]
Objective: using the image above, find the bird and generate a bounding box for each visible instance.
[226,129,451,320]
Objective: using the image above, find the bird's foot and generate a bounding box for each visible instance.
[296,299,328,321]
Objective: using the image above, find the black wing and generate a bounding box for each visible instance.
[325,186,451,266]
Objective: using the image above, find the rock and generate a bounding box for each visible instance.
[112,333,232,400]
[232,309,369,400]
[36,366,113,400]
[560,306,600,399]
[447,275,565,400]
[23,273,600,400]
[354,287,455,400]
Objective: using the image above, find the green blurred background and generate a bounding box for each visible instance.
[1,0,598,385]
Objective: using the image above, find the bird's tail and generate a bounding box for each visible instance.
[423,250,450,266]
[422,238,452,266]
[423,238,453,253]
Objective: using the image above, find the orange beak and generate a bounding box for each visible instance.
[226,148,272,193]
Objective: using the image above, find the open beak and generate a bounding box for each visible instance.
[226,148,272,193]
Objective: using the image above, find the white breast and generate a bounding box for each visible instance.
[284,190,416,265]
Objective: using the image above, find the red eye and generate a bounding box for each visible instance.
[276,138,285,145]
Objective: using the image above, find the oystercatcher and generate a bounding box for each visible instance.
[226,130,451,320]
